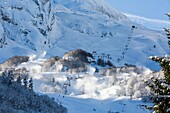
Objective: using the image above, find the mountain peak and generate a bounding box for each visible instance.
[52,0,126,19]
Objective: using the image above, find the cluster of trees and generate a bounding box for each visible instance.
[92,51,113,67]
[164,13,170,47]
[0,69,67,113]
[1,69,33,90]
[0,37,7,48]
[147,14,170,113]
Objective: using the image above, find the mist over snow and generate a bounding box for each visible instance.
[0,0,169,70]
[14,57,156,113]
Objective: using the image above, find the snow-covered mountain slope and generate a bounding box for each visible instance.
[125,13,170,31]
[52,0,126,19]
[13,58,155,113]
[0,0,169,70]
[0,58,156,113]
[49,94,152,113]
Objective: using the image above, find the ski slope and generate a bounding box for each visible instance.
[0,1,169,112]
[16,58,154,113]
[0,0,169,70]
[48,94,152,113]
[125,13,170,31]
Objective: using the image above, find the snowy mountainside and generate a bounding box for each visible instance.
[13,57,156,113]
[0,0,169,70]
[125,13,170,31]
[52,0,126,19]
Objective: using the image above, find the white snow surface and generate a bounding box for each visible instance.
[125,13,170,31]
[0,0,169,70]
[1,1,169,112]
[15,58,157,113]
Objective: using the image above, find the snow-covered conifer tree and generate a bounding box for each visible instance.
[148,13,170,113]
[28,78,33,90]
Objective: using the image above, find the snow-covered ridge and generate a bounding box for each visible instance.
[125,13,170,30]
[0,0,169,70]
[53,0,126,19]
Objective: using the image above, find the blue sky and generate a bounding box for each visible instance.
[106,0,170,20]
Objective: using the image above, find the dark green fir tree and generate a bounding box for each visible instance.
[147,13,170,113]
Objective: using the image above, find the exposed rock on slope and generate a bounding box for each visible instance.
[0,56,29,71]
[99,65,146,76]
[58,49,93,73]
[63,49,93,63]
[57,59,86,73]
[42,56,60,72]
[42,49,93,73]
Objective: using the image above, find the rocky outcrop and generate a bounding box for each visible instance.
[57,59,86,73]
[58,49,94,73]
[42,56,60,72]
[41,49,95,73]
[51,49,94,73]
[99,65,142,76]
[63,49,93,63]
[0,56,29,71]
